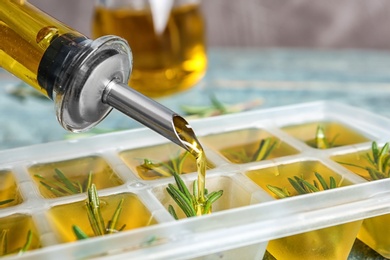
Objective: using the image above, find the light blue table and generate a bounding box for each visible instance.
[1,48,390,259]
[2,48,390,150]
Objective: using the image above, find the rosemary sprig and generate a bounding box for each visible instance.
[252,138,277,161]
[181,94,262,119]
[34,168,93,197]
[18,230,33,255]
[0,229,33,256]
[312,125,339,149]
[267,172,338,199]
[0,230,8,256]
[166,172,223,219]
[339,141,390,180]
[313,125,338,149]
[6,82,47,102]
[72,184,126,240]
[140,152,190,177]
[0,199,14,206]
[223,137,277,163]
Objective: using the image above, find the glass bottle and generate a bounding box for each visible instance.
[93,0,207,97]
[0,0,201,154]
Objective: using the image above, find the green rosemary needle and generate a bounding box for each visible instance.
[140,152,190,177]
[252,138,277,161]
[181,94,262,119]
[34,168,93,197]
[339,141,390,180]
[166,172,223,219]
[0,199,14,206]
[267,172,338,199]
[18,230,33,255]
[0,229,33,256]
[73,184,126,240]
[223,137,277,163]
[312,125,339,149]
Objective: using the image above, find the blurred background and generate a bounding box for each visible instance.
[2,2,390,258]
[29,0,390,49]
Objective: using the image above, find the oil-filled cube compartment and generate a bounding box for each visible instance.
[331,141,390,258]
[152,173,269,259]
[331,142,387,181]
[281,121,370,149]
[46,191,157,243]
[0,170,23,208]
[119,143,215,180]
[200,128,299,164]
[153,174,264,219]
[28,156,124,198]
[0,213,41,257]
[245,160,362,260]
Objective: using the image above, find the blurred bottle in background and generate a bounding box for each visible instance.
[92,0,207,98]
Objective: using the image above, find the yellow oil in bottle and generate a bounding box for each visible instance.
[92,3,207,97]
[28,156,124,198]
[267,221,362,260]
[0,0,85,97]
[0,170,23,208]
[0,214,41,255]
[47,192,156,243]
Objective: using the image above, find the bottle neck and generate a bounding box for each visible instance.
[41,35,132,132]
[38,33,90,100]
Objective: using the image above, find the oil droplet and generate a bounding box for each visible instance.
[354,151,361,161]
[273,166,280,176]
[36,26,59,47]
[164,69,176,80]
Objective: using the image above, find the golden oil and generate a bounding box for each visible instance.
[333,149,390,257]
[358,214,390,258]
[120,143,214,181]
[155,175,255,220]
[92,3,207,97]
[47,192,156,243]
[28,156,124,198]
[246,161,360,259]
[172,116,207,210]
[267,221,362,260]
[0,170,23,208]
[331,150,373,181]
[282,121,370,148]
[0,214,41,255]
[201,129,298,164]
[0,0,85,97]
[245,160,352,199]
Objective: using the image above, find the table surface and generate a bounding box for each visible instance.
[1,48,390,259]
[3,48,390,150]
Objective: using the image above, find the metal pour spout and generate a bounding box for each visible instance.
[102,80,195,150]
[50,35,197,153]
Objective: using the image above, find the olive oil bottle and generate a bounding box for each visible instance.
[0,0,86,97]
[93,2,207,97]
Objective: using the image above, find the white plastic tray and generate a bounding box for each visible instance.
[2,101,390,259]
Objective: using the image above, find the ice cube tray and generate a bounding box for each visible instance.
[2,101,390,259]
